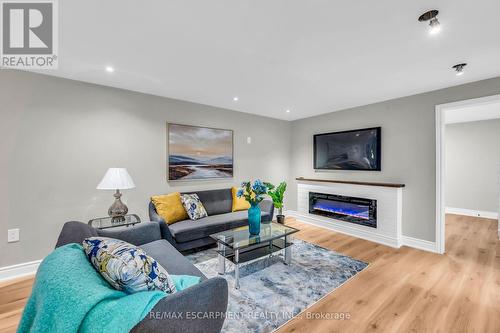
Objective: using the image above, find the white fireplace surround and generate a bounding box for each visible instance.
[290,179,404,248]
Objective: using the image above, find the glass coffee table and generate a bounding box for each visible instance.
[210,222,299,289]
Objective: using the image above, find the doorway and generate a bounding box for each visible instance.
[436,94,500,253]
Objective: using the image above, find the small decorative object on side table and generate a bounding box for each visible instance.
[96,168,135,222]
[88,214,141,229]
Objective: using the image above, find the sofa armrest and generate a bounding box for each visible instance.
[55,221,99,248]
[149,201,176,245]
[149,201,164,223]
[97,222,162,246]
[131,277,228,333]
[259,199,275,221]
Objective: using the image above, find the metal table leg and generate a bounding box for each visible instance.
[284,235,292,265]
[217,242,226,275]
[234,249,240,289]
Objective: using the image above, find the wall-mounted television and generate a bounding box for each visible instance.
[313,127,381,171]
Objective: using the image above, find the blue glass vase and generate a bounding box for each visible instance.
[248,203,261,235]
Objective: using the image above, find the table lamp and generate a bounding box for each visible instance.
[97,168,135,220]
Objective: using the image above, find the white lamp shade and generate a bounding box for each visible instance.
[97,168,136,190]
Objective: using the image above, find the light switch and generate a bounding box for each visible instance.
[8,228,20,243]
[247,136,252,144]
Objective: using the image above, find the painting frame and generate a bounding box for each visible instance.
[167,122,234,181]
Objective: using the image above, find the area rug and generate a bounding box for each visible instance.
[187,239,368,333]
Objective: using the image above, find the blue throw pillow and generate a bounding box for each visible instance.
[83,237,177,295]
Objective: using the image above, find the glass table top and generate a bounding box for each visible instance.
[210,222,299,250]
[88,214,141,229]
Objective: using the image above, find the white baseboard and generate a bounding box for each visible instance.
[446,207,498,220]
[285,210,439,253]
[285,210,401,248]
[0,260,40,282]
[401,236,438,253]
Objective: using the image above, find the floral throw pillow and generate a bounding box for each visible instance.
[82,237,176,295]
[180,193,208,220]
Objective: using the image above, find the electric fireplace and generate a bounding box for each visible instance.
[309,192,377,228]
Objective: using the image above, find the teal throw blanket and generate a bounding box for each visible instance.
[17,243,166,333]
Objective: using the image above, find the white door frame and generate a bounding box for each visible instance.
[435,93,500,254]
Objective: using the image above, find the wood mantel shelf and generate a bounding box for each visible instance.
[296,177,405,188]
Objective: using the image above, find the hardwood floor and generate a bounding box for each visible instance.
[0,276,33,333]
[277,215,500,333]
[0,215,498,332]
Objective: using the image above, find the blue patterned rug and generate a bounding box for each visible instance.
[187,238,368,333]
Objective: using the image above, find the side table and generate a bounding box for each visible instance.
[88,214,141,229]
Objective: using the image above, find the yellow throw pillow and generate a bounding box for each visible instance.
[232,186,250,212]
[151,192,188,224]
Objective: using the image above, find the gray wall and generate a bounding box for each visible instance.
[445,119,500,212]
[0,70,291,267]
[289,77,500,242]
[2,69,500,267]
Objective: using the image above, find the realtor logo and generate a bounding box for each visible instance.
[1,0,58,69]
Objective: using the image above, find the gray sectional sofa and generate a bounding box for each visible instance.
[149,188,274,251]
[50,188,272,332]
[56,221,228,333]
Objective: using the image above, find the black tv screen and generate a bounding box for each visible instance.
[314,127,381,171]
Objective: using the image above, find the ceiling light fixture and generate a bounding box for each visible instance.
[418,10,441,34]
[286,109,290,113]
[105,66,115,73]
[452,63,467,76]
[233,96,239,102]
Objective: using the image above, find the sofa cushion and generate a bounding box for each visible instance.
[151,192,188,224]
[139,240,206,279]
[180,193,208,220]
[169,211,271,243]
[83,237,177,295]
[231,186,250,212]
[187,189,232,216]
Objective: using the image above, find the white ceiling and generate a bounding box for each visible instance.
[33,0,500,120]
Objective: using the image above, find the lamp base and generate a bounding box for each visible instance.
[108,189,128,219]
[111,216,126,224]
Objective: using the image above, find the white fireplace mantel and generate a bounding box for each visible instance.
[290,178,404,248]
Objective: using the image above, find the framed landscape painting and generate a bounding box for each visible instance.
[168,123,234,181]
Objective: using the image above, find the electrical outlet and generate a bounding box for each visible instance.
[8,228,20,243]
[247,136,252,144]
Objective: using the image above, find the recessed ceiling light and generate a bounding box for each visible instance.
[286,109,290,113]
[418,10,441,34]
[429,18,441,34]
[105,66,115,73]
[452,63,467,76]
[233,96,239,102]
